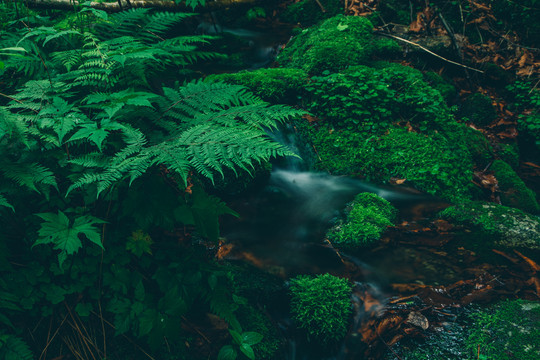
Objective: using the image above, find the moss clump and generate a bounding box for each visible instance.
[491,160,540,213]
[278,15,398,74]
[281,0,343,27]
[206,68,308,104]
[423,71,457,104]
[306,126,474,202]
[467,299,540,360]
[237,305,283,360]
[459,93,497,127]
[456,125,493,167]
[305,64,453,134]
[497,142,520,169]
[327,193,396,248]
[289,273,352,343]
[439,201,540,249]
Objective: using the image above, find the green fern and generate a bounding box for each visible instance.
[0,334,33,360]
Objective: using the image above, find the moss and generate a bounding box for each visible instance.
[423,71,457,104]
[327,193,397,248]
[456,125,493,167]
[305,125,474,202]
[237,305,283,360]
[466,299,540,360]
[518,113,540,153]
[497,142,520,169]
[459,93,496,127]
[278,15,398,74]
[289,273,352,343]
[491,160,539,213]
[281,0,343,27]
[439,201,540,249]
[205,68,308,104]
[305,63,454,134]
[230,263,283,305]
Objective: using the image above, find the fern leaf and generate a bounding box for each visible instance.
[0,194,14,211]
[0,162,58,193]
[0,334,33,360]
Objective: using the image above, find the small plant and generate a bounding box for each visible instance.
[491,160,540,213]
[327,193,397,248]
[289,273,352,343]
[218,329,263,360]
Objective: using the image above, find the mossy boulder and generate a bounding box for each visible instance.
[278,15,399,74]
[423,71,457,104]
[206,68,308,104]
[327,193,397,248]
[237,304,284,359]
[386,300,540,360]
[281,0,343,27]
[439,201,540,250]
[466,299,540,360]
[289,273,352,343]
[451,124,493,168]
[497,142,520,169]
[459,93,497,127]
[305,63,454,134]
[305,126,474,202]
[491,160,540,213]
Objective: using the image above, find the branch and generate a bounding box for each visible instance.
[25,0,264,13]
[375,31,484,73]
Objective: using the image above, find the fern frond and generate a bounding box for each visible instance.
[0,334,33,360]
[0,162,58,193]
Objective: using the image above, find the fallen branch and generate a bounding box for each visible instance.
[375,31,484,74]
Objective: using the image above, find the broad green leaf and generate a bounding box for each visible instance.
[229,329,242,345]
[241,332,263,346]
[217,345,237,360]
[33,211,106,267]
[239,343,255,360]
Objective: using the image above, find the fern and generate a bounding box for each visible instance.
[0,334,33,360]
[0,162,57,193]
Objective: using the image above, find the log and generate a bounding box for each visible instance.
[24,0,265,13]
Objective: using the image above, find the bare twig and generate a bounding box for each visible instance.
[375,31,484,73]
[314,0,326,13]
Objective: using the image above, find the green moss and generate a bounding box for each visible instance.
[289,273,352,343]
[439,201,540,249]
[459,93,496,127]
[467,299,540,360]
[278,15,398,74]
[327,193,397,248]
[205,68,308,104]
[518,113,540,152]
[423,71,457,103]
[456,125,493,167]
[230,263,283,305]
[237,305,283,360]
[305,63,453,134]
[281,0,343,27]
[305,125,474,202]
[491,160,539,213]
[497,142,520,169]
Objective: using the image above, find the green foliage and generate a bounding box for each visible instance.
[236,304,283,360]
[306,125,474,202]
[491,160,540,213]
[206,67,309,103]
[457,125,493,167]
[506,80,540,154]
[327,193,396,248]
[0,334,33,360]
[423,71,457,103]
[33,211,106,267]
[491,0,540,45]
[467,299,540,360]
[219,329,263,360]
[458,93,497,127]
[305,63,453,133]
[278,15,398,74]
[281,0,344,27]
[497,142,520,169]
[439,201,540,249]
[289,273,352,343]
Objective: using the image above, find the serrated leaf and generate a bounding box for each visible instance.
[33,211,106,267]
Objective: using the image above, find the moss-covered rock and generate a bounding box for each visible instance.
[439,201,540,250]
[387,300,540,360]
[327,193,397,248]
[305,64,453,134]
[455,125,493,168]
[289,273,352,343]
[466,299,540,360]
[304,125,474,202]
[205,68,308,103]
[491,160,540,213]
[280,0,343,27]
[423,71,457,104]
[278,15,399,74]
[459,93,497,127]
[497,142,520,169]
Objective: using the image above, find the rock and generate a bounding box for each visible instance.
[406,311,429,330]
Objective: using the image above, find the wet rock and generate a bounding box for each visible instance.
[406,311,429,330]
